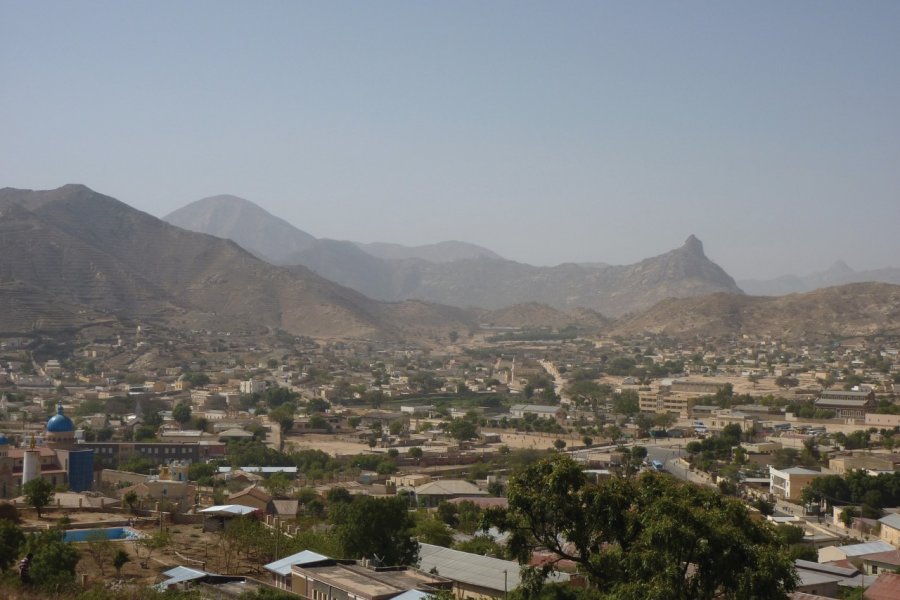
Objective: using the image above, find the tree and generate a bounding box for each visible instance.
[25,529,80,592]
[839,506,858,528]
[23,478,54,519]
[408,447,423,459]
[264,472,293,498]
[485,454,797,600]
[134,529,171,567]
[449,418,478,441]
[85,529,115,576]
[553,439,567,451]
[172,402,192,428]
[0,519,25,571]
[124,490,139,513]
[113,548,130,577]
[612,390,640,415]
[330,495,419,566]
[415,516,453,547]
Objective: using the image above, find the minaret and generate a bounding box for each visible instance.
[22,434,40,486]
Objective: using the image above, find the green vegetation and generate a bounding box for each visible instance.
[486,454,797,600]
[23,479,54,519]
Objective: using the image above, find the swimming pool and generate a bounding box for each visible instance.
[63,527,143,543]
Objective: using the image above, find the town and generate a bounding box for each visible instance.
[1,320,899,599]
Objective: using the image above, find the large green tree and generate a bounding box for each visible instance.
[485,454,797,600]
[23,478,54,519]
[330,495,419,566]
[25,529,81,592]
[0,520,25,571]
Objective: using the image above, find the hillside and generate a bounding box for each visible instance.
[0,185,471,339]
[611,282,900,339]
[739,260,900,296]
[325,234,743,317]
[164,196,500,265]
[165,195,742,317]
[162,194,317,262]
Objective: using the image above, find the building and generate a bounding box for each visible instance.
[879,513,900,548]
[829,454,900,475]
[638,390,695,417]
[818,540,895,563]
[82,440,225,468]
[814,389,876,418]
[414,480,488,507]
[769,466,825,502]
[0,404,95,496]
[264,550,329,591]
[417,543,570,599]
[291,559,452,600]
[240,379,267,395]
[509,405,565,422]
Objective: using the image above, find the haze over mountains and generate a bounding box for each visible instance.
[0,185,473,339]
[738,261,900,296]
[164,195,742,317]
[4,185,900,342]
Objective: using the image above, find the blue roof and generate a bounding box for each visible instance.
[47,404,74,433]
[264,550,329,576]
[0,433,8,445]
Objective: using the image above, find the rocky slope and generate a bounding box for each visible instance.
[165,195,742,317]
[611,282,900,340]
[739,260,900,296]
[0,185,471,339]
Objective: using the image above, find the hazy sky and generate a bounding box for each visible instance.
[2,2,899,279]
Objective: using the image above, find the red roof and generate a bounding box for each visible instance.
[866,572,900,600]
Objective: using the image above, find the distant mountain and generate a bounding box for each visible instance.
[166,192,742,317]
[356,240,502,262]
[0,185,472,339]
[162,194,317,263]
[295,234,742,318]
[164,195,501,265]
[611,282,900,340]
[739,260,900,296]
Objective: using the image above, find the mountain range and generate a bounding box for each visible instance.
[0,185,474,339]
[738,261,900,296]
[164,196,742,317]
[4,185,900,342]
[611,282,900,340]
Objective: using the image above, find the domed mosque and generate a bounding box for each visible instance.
[0,403,94,498]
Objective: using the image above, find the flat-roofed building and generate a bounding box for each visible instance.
[815,389,875,418]
[291,559,452,600]
[769,466,825,502]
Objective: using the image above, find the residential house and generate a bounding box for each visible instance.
[769,466,825,502]
[414,480,488,507]
[417,543,570,599]
[878,513,900,548]
[228,484,273,513]
[291,559,452,600]
[264,550,329,591]
[818,540,895,563]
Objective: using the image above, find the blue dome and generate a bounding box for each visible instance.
[0,433,7,445]
[47,405,74,433]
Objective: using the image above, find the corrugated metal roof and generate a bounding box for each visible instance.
[198,504,258,516]
[391,590,431,600]
[264,550,330,576]
[836,541,895,557]
[415,480,487,496]
[417,544,568,593]
[878,512,900,530]
[154,566,208,590]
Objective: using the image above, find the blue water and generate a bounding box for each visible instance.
[63,527,142,543]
